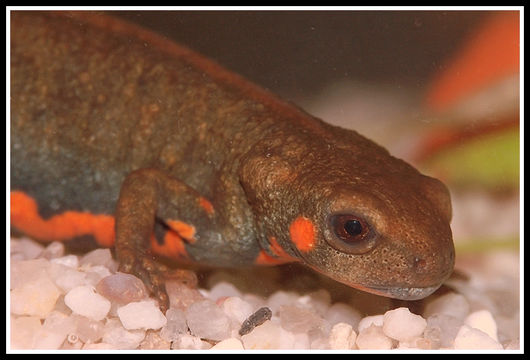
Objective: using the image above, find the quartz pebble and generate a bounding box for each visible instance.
[102,318,146,349]
[464,309,498,341]
[10,316,42,349]
[41,241,65,259]
[311,336,330,350]
[53,267,87,292]
[160,308,188,341]
[117,300,167,330]
[139,331,171,350]
[96,273,148,305]
[71,314,104,343]
[241,320,284,349]
[166,280,205,310]
[356,324,393,350]
[64,285,111,321]
[267,291,299,314]
[34,311,76,349]
[279,305,325,333]
[222,296,255,324]
[11,238,45,260]
[296,289,331,315]
[11,258,49,288]
[325,302,362,328]
[51,254,80,268]
[503,339,520,350]
[358,315,384,332]
[185,299,231,341]
[62,333,83,350]
[208,281,242,300]
[424,313,463,349]
[82,342,119,350]
[84,265,113,286]
[172,334,212,350]
[291,332,311,349]
[11,272,61,318]
[397,336,434,350]
[243,294,268,310]
[383,307,427,342]
[328,322,357,349]
[80,248,114,268]
[453,325,503,350]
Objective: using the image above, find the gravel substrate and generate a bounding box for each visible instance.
[9,237,521,352]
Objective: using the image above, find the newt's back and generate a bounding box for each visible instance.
[11,11,263,215]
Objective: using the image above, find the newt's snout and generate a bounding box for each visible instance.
[375,245,455,300]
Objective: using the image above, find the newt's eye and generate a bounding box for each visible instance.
[328,214,376,254]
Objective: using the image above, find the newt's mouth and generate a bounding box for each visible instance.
[361,284,442,300]
[338,279,443,300]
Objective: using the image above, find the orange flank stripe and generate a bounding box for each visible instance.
[426,11,520,111]
[199,197,214,215]
[289,216,316,253]
[269,236,297,261]
[166,220,196,243]
[255,236,298,265]
[10,191,115,247]
[255,250,293,265]
[150,231,188,260]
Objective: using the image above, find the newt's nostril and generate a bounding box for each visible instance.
[413,256,427,271]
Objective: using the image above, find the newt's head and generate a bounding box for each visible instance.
[292,170,455,300]
[240,122,455,300]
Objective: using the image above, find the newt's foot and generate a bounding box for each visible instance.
[165,268,198,288]
[117,248,171,313]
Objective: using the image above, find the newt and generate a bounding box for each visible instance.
[10,11,455,311]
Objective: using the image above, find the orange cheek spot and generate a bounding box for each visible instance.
[289,216,316,252]
[199,197,214,215]
[150,231,188,260]
[166,220,196,243]
[10,191,115,247]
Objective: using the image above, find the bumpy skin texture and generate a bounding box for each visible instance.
[10,11,455,308]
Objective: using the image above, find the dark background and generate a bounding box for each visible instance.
[111,10,488,102]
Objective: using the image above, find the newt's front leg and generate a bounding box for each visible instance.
[114,168,215,312]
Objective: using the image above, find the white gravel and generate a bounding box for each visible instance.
[64,285,111,321]
[185,299,232,341]
[382,307,427,342]
[328,322,357,349]
[8,237,520,352]
[117,300,167,330]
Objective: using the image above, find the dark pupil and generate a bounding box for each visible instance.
[344,219,362,236]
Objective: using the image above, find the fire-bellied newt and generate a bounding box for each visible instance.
[10,11,455,311]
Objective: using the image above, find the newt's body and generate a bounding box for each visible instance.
[10,11,454,309]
